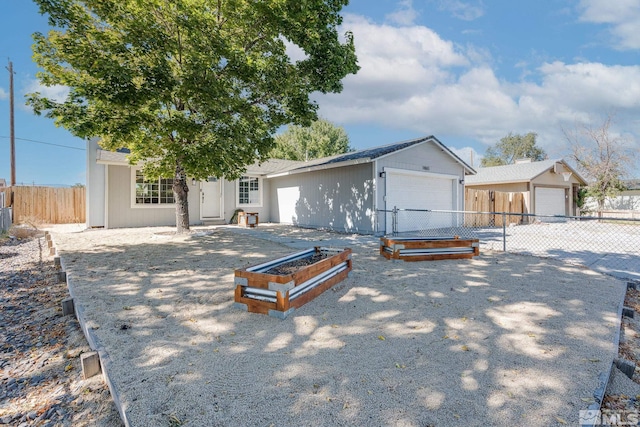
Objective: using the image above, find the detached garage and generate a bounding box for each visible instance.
[465,159,586,220]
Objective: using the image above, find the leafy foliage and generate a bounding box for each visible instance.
[27,0,359,231]
[270,119,353,161]
[481,132,547,167]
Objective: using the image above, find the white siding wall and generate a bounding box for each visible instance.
[107,165,200,228]
[268,163,375,233]
[221,177,272,224]
[86,139,105,228]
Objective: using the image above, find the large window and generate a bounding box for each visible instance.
[134,170,175,206]
[237,176,262,206]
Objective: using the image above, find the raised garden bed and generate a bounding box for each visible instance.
[380,236,479,262]
[234,247,352,319]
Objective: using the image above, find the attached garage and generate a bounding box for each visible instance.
[534,187,566,217]
[385,168,457,232]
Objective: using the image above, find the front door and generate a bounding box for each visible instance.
[200,177,222,219]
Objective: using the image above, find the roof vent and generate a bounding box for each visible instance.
[514,158,532,164]
[422,166,430,171]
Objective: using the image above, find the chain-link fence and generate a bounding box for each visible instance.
[376,208,640,282]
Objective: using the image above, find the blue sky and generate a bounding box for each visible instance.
[1,0,639,186]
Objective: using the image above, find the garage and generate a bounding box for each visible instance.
[385,168,456,233]
[534,187,566,217]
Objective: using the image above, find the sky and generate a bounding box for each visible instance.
[1,0,640,186]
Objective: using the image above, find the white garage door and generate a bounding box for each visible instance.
[534,187,566,217]
[386,170,455,233]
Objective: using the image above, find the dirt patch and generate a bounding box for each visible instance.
[263,252,329,275]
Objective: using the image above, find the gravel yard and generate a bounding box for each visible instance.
[45,224,626,427]
[0,231,121,426]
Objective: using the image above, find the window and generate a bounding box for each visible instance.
[134,170,175,206]
[237,176,262,206]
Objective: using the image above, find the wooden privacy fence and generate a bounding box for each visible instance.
[2,186,85,225]
[465,189,527,227]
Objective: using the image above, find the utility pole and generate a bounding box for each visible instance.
[7,60,16,187]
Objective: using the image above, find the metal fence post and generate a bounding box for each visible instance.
[392,206,398,236]
[502,212,506,252]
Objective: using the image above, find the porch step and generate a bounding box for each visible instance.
[201,219,227,226]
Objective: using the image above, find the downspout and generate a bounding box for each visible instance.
[372,161,377,234]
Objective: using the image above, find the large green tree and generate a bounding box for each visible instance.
[28,0,359,232]
[270,118,352,161]
[481,132,547,167]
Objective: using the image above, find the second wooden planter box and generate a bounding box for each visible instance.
[380,236,479,261]
[234,247,352,319]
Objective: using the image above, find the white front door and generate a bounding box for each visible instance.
[200,177,222,219]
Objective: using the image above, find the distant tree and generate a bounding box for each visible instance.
[481,132,547,167]
[271,119,353,161]
[72,183,85,188]
[564,114,636,215]
[27,0,358,233]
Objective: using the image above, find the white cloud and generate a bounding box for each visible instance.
[436,0,485,21]
[24,80,70,104]
[450,146,482,168]
[282,37,308,62]
[578,0,640,50]
[0,87,7,100]
[386,0,419,26]
[317,15,640,159]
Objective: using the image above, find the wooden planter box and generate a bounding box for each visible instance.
[380,236,479,262]
[234,247,352,319]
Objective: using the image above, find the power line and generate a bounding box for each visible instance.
[0,135,86,151]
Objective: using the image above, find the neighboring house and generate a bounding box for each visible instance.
[86,136,475,234]
[0,178,6,188]
[465,159,587,217]
[584,179,640,212]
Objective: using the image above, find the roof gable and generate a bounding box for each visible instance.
[466,159,586,185]
[275,136,475,176]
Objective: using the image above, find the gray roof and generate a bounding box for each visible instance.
[280,135,475,175]
[623,179,640,190]
[246,159,305,175]
[96,135,476,176]
[466,159,586,185]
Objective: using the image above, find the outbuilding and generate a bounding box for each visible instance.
[464,159,587,217]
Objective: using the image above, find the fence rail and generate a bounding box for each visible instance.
[2,186,85,225]
[377,208,640,282]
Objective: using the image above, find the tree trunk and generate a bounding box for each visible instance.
[597,198,604,219]
[173,163,190,233]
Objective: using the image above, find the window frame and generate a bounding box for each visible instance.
[236,175,263,208]
[130,168,176,209]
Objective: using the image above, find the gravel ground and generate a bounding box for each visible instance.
[48,224,626,427]
[0,230,121,426]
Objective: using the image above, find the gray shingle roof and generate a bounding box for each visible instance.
[281,135,475,175]
[246,159,305,175]
[465,159,586,185]
[96,135,476,176]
